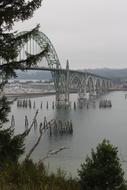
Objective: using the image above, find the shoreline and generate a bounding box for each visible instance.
[4,89,126,99]
[5,92,56,98]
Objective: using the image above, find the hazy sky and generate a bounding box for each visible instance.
[14,0,127,69]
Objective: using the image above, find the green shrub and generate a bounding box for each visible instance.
[78,139,127,190]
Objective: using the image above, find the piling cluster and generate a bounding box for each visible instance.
[17,99,33,108]
[16,98,98,111]
[10,114,73,138]
[76,99,96,109]
[16,99,56,110]
[48,119,73,137]
[99,100,112,108]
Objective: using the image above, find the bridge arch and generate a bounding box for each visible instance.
[107,80,112,90]
[105,80,109,90]
[69,73,83,92]
[85,76,95,93]
[94,78,101,92]
[101,79,107,91]
[17,30,61,70]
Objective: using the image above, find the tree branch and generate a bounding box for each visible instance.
[39,147,70,162]
[0,49,48,70]
[25,119,58,160]
[25,122,44,160]
[21,109,39,138]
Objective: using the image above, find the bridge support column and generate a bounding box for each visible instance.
[55,71,61,108]
[55,60,70,109]
[64,60,70,107]
[89,90,97,99]
[78,88,88,107]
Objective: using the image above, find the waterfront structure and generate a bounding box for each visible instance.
[7,31,113,107]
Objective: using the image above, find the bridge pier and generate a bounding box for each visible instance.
[64,60,70,107]
[55,60,70,109]
[89,90,97,100]
[78,88,88,107]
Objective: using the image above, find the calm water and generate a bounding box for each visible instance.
[7,91,127,176]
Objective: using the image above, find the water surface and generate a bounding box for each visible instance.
[8,91,127,176]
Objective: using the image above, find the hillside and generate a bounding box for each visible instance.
[85,68,127,79]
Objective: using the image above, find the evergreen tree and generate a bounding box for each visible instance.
[78,140,127,190]
[0,0,44,164]
[0,0,46,88]
[0,96,10,127]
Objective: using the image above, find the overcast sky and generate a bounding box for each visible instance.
[14,0,127,69]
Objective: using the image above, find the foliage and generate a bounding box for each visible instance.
[0,96,25,164]
[0,0,45,88]
[0,96,10,127]
[0,0,44,165]
[0,160,80,190]
[0,127,25,165]
[78,139,127,190]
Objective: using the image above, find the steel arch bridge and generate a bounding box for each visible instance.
[16,30,113,107]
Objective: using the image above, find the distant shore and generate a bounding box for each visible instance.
[5,92,56,98]
[4,89,127,99]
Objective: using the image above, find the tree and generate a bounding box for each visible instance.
[78,140,127,190]
[0,0,44,164]
[0,0,47,89]
[0,96,10,127]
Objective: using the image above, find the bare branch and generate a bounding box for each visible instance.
[39,146,70,162]
[25,119,70,161]
[21,109,39,138]
[25,122,44,160]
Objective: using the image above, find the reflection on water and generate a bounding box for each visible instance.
[7,91,127,176]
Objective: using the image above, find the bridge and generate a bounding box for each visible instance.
[2,30,113,108]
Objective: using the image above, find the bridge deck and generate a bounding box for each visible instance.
[14,67,111,81]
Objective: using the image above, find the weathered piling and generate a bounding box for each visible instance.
[52,101,55,109]
[17,99,32,109]
[34,118,37,129]
[43,116,47,129]
[25,115,29,130]
[86,101,89,109]
[48,119,73,137]
[74,102,76,110]
[33,101,36,109]
[99,99,112,108]
[46,101,48,109]
[40,102,43,109]
[11,115,15,128]
[29,99,32,109]
[49,125,52,136]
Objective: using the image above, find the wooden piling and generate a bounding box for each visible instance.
[25,115,29,129]
[11,115,15,128]
[33,101,35,109]
[74,102,76,110]
[46,101,48,109]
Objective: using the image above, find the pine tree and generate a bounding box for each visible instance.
[0,0,44,164]
[78,140,127,190]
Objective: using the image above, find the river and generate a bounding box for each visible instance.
[7,91,127,176]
